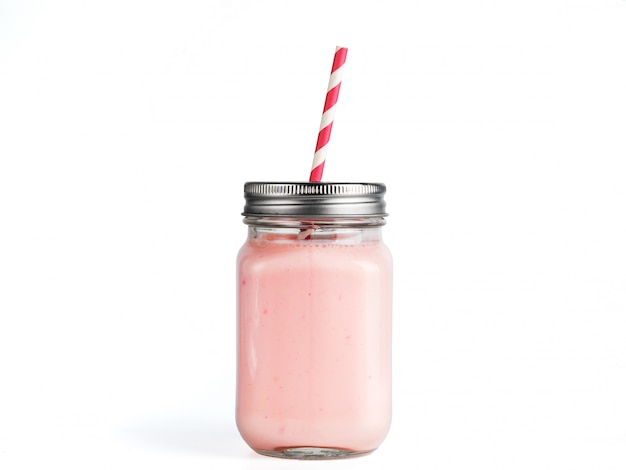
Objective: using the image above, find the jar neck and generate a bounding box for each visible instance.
[243,217,386,228]
[244,217,385,243]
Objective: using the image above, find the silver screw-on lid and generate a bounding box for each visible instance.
[242,182,388,218]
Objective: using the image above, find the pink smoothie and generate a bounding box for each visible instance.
[236,236,392,453]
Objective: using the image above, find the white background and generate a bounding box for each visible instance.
[1,1,625,469]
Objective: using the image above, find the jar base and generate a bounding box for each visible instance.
[255,446,374,460]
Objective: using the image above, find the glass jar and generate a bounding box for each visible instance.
[236,182,392,459]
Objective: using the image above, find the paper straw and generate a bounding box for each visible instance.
[309,46,348,182]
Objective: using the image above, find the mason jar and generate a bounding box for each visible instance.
[236,182,392,459]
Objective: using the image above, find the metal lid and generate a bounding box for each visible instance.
[243,182,388,218]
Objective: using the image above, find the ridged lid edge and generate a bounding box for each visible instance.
[242,182,388,218]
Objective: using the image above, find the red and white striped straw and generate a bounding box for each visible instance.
[309,46,348,182]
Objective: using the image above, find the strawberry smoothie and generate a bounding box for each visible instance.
[236,233,392,456]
